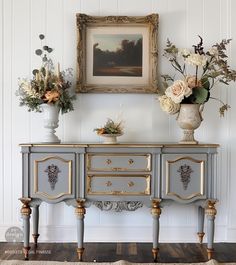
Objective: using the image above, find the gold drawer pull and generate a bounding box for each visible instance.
[106,181,112,187]
[128,159,134,165]
[106,159,112,165]
[128,181,134,187]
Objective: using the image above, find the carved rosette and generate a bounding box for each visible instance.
[177,164,193,190]
[205,200,217,217]
[93,201,143,212]
[45,164,61,190]
[75,200,86,217]
[19,198,32,216]
[151,199,161,216]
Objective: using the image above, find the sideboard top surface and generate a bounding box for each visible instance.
[19,142,219,148]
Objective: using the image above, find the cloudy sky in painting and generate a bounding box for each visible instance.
[93,34,142,52]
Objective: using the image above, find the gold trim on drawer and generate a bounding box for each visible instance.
[166,156,205,200]
[34,156,72,200]
[86,153,151,172]
[87,174,151,196]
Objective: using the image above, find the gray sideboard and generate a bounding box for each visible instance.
[19,143,218,260]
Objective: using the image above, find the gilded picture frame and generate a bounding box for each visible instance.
[76,13,159,93]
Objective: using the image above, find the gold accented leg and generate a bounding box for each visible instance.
[20,198,32,260]
[23,246,31,260]
[75,199,86,261]
[207,248,214,260]
[32,233,40,247]
[77,247,85,261]
[152,247,159,261]
[151,199,162,261]
[205,200,217,260]
[197,232,205,244]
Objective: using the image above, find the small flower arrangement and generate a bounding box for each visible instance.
[159,36,236,116]
[17,34,76,114]
[94,118,124,135]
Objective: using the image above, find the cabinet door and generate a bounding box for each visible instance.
[162,154,207,203]
[30,153,75,203]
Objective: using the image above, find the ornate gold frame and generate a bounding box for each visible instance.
[34,156,72,200]
[76,13,159,93]
[165,156,205,200]
[87,174,151,195]
[86,153,151,172]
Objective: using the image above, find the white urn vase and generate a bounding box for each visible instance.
[41,103,61,143]
[101,134,122,144]
[176,104,204,144]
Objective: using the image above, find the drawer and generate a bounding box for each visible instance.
[30,153,75,202]
[162,154,207,202]
[87,174,151,195]
[86,153,151,172]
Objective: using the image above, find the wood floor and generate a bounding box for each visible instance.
[1,242,236,263]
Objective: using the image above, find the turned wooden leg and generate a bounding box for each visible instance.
[32,205,40,247]
[151,199,162,261]
[75,199,86,261]
[205,200,217,260]
[197,206,205,244]
[20,198,32,260]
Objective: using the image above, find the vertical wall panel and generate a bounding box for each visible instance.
[63,0,81,142]
[0,0,4,223]
[2,0,13,224]
[11,0,31,224]
[100,0,118,15]
[81,0,100,15]
[118,0,152,15]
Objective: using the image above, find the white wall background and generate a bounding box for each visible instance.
[0,0,236,243]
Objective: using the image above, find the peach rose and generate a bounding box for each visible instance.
[165,80,192,104]
[186,75,202,89]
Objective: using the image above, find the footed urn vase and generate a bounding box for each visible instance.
[41,103,60,143]
[176,104,204,144]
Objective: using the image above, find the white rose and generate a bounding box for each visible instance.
[158,95,180,115]
[178,48,191,57]
[165,80,192,103]
[186,53,207,66]
[208,47,218,56]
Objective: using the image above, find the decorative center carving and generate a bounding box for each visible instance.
[45,164,61,190]
[177,164,193,190]
[93,201,143,212]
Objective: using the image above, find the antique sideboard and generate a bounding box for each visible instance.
[19,143,218,260]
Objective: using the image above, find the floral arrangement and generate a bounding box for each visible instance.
[94,118,123,135]
[159,36,236,116]
[17,34,76,114]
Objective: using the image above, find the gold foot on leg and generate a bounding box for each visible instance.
[207,248,214,260]
[197,232,205,244]
[23,247,30,260]
[77,247,84,261]
[152,248,159,261]
[32,234,40,247]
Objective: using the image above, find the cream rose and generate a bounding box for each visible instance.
[165,80,192,103]
[186,75,202,89]
[158,95,180,114]
[208,47,218,56]
[186,53,207,66]
[178,48,191,57]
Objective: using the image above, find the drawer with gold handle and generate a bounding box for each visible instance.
[87,174,151,195]
[86,154,151,172]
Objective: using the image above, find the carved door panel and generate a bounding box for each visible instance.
[30,153,75,203]
[162,154,207,203]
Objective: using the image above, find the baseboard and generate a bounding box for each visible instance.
[0,224,227,243]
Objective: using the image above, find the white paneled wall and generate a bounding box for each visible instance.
[0,0,236,242]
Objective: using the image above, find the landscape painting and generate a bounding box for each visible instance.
[93,34,143,77]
